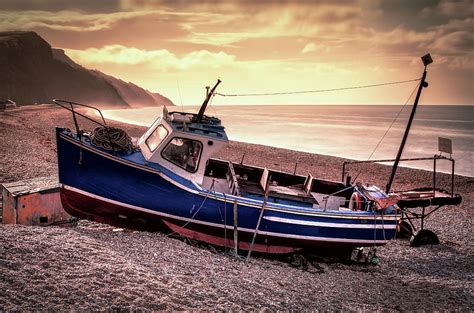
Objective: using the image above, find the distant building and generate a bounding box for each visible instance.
[0,99,16,111]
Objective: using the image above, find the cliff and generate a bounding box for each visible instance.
[0,31,173,107]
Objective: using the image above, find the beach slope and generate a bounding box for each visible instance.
[0,106,472,310]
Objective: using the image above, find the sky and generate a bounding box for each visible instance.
[1,0,473,105]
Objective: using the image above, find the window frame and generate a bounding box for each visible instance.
[161,137,203,173]
[145,124,169,152]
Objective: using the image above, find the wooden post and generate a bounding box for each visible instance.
[246,175,271,262]
[233,200,239,257]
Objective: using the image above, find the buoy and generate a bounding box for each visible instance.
[349,192,363,211]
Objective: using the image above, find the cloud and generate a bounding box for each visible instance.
[0,0,120,13]
[166,3,362,46]
[301,42,330,54]
[0,10,156,32]
[430,30,474,54]
[65,45,236,70]
[0,0,471,104]
[436,0,474,18]
[302,43,317,54]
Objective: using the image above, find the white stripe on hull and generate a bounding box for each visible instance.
[264,216,397,229]
[62,184,392,244]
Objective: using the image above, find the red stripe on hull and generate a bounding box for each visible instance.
[60,187,165,231]
[163,220,299,254]
[61,187,300,253]
[59,187,356,256]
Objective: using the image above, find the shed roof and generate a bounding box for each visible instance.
[2,176,59,196]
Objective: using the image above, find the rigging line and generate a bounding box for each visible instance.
[208,92,218,115]
[351,81,420,184]
[165,180,215,238]
[176,77,184,112]
[215,78,421,97]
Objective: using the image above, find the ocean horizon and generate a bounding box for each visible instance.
[101,104,473,177]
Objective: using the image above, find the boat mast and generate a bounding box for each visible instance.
[195,79,221,123]
[385,54,433,194]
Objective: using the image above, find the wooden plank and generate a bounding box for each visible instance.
[228,161,240,196]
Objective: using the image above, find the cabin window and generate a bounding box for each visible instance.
[146,125,168,152]
[162,137,202,172]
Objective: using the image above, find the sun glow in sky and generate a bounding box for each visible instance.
[1,0,472,105]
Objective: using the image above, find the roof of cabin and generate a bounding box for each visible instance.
[167,112,228,141]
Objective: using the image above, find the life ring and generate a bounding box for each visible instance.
[349,192,363,211]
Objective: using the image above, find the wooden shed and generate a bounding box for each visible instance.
[1,176,70,225]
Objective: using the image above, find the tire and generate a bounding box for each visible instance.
[410,229,440,247]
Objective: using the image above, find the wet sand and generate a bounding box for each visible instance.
[0,106,472,310]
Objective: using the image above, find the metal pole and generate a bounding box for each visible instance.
[451,159,455,196]
[70,102,80,134]
[386,68,428,193]
[342,163,346,182]
[196,79,221,123]
[240,153,246,165]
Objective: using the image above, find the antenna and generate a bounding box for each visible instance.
[176,77,184,112]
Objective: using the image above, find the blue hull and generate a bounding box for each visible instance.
[57,128,399,254]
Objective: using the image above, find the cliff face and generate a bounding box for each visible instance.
[91,70,174,108]
[0,31,173,107]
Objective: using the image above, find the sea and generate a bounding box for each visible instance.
[101,105,474,177]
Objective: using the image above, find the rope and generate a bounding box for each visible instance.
[351,81,420,183]
[215,78,421,97]
[165,180,215,238]
[91,126,134,152]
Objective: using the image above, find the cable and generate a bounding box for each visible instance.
[215,78,421,97]
[176,76,184,112]
[165,180,215,238]
[351,81,420,183]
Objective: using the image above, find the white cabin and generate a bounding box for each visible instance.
[138,107,229,185]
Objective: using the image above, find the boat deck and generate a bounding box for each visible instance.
[397,188,462,208]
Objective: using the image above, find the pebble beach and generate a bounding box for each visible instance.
[0,105,472,310]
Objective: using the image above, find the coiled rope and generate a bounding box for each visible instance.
[91,126,135,152]
[215,78,421,97]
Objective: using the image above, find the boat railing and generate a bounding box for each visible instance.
[341,155,456,196]
[53,99,108,132]
[53,99,119,152]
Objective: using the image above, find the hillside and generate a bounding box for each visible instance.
[0,31,173,107]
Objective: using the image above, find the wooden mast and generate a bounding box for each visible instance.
[386,54,433,194]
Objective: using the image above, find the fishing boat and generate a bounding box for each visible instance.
[55,55,438,256]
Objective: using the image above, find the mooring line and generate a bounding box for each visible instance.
[215,78,421,97]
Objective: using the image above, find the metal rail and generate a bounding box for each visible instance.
[53,99,116,153]
[53,99,107,132]
[342,155,456,196]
